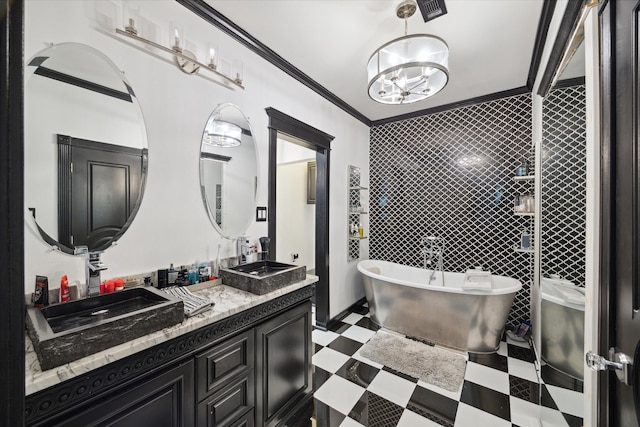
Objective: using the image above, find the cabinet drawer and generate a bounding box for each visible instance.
[197,329,254,399]
[230,409,255,427]
[197,371,255,427]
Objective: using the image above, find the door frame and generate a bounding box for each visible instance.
[537,0,600,423]
[1,0,26,424]
[583,6,602,426]
[598,0,640,424]
[265,108,333,329]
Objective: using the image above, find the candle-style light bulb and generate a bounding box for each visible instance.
[172,27,183,52]
[208,47,217,69]
[123,5,139,35]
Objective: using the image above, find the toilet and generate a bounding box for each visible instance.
[540,275,585,380]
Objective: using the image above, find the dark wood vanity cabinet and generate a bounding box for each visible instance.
[198,301,313,427]
[50,360,195,427]
[26,291,314,427]
[255,301,313,427]
[196,329,255,427]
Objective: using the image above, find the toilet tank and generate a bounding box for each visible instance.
[540,276,585,380]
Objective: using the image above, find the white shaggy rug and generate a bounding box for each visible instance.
[359,330,467,392]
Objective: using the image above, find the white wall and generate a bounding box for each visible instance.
[276,137,315,165]
[24,0,369,319]
[275,162,315,270]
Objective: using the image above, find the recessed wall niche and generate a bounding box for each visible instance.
[369,94,533,325]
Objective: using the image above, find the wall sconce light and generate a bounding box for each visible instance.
[115,18,244,89]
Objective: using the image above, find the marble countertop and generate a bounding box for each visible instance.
[25,276,318,396]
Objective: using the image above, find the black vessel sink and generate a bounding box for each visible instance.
[230,260,301,276]
[221,261,306,295]
[26,287,184,370]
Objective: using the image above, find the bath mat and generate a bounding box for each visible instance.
[359,330,467,392]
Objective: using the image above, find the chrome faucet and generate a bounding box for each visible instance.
[236,236,250,265]
[421,236,445,285]
[86,251,107,297]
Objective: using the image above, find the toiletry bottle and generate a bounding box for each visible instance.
[521,230,531,250]
[358,222,364,238]
[60,275,70,302]
[525,192,534,213]
[168,263,178,285]
[33,275,49,307]
[105,280,115,293]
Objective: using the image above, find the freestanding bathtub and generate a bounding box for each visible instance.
[358,259,522,353]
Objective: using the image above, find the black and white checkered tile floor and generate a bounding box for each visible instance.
[312,303,584,427]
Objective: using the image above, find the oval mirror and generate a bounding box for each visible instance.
[25,43,148,254]
[200,103,258,239]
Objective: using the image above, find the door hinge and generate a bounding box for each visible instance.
[70,162,73,173]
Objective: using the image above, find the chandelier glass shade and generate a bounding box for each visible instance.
[367,34,449,104]
[204,119,242,147]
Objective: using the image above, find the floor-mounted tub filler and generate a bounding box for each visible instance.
[357,259,522,353]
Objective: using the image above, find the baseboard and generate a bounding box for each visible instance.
[325,297,367,331]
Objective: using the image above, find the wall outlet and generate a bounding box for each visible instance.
[290,253,299,262]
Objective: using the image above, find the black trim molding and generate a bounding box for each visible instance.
[265,108,333,150]
[554,76,586,89]
[177,0,370,126]
[25,285,315,426]
[1,0,26,425]
[326,297,366,331]
[537,0,588,97]
[265,108,332,329]
[200,152,232,162]
[528,0,558,89]
[32,66,133,102]
[371,86,531,126]
[176,0,559,127]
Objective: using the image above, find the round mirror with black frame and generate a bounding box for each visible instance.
[199,103,258,239]
[25,43,149,254]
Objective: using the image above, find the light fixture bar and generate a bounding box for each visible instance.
[115,28,244,90]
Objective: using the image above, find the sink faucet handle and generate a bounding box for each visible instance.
[74,245,89,256]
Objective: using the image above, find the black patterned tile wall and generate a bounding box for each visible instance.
[541,84,586,288]
[369,94,533,326]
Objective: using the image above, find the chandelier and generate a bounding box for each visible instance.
[367,0,449,104]
[204,120,242,147]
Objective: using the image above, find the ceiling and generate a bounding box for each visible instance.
[204,0,545,123]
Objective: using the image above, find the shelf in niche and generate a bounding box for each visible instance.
[514,247,534,253]
[348,236,368,240]
[349,211,369,215]
[514,211,535,216]
[513,175,535,181]
[349,186,368,191]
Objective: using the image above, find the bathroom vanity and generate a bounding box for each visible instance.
[24,278,316,427]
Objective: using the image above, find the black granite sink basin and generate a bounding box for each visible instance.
[231,260,300,277]
[26,287,184,370]
[220,261,306,295]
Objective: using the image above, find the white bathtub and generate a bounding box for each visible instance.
[357,259,522,353]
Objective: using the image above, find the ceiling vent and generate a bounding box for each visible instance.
[416,0,447,22]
